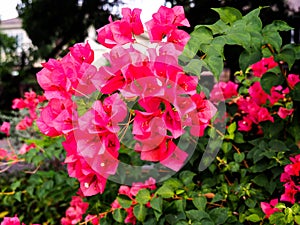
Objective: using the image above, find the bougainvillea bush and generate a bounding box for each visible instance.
[1,5,300,225]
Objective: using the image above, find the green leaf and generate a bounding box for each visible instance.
[295,215,300,224]
[181,26,213,60]
[166,212,186,224]
[292,82,300,101]
[262,30,282,53]
[205,54,223,79]
[276,44,296,69]
[239,49,262,71]
[183,59,206,77]
[269,212,285,224]
[245,198,257,208]
[204,20,229,35]
[252,174,268,187]
[227,122,236,135]
[179,171,196,186]
[225,30,251,48]
[11,180,21,191]
[234,152,245,163]
[112,208,126,223]
[186,210,212,222]
[222,142,232,154]
[242,8,262,31]
[164,178,184,190]
[294,44,300,59]
[150,197,163,213]
[246,214,261,222]
[264,20,293,32]
[209,208,228,224]
[117,195,132,208]
[269,139,288,151]
[260,72,284,94]
[133,204,147,222]
[14,191,22,202]
[212,7,242,24]
[136,189,151,205]
[156,185,174,198]
[192,196,207,211]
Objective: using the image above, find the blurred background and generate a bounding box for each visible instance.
[0,0,299,111]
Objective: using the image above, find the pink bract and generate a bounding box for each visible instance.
[260,199,280,218]
[0,122,10,136]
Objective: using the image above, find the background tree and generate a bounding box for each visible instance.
[17,0,122,60]
[0,32,21,111]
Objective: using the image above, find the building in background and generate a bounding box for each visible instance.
[0,17,33,57]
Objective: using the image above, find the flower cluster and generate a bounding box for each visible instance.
[210,57,300,134]
[111,177,156,225]
[61,196,92,225]
[0,122,10,136]
[36,6,217,196]
[250,56,278,77]
[260,198,281,218]
[12,90,46,131]
[0,216,39,225]
[280,155,300,204]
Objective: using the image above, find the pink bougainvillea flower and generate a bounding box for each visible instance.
[37,98,75,137]
[121,8,144,35]
[280,183,298,204]
[69,41,94,64]
[19,143,36,155]
[0,216,25,225]
[0,122,10,136]
[15,117,33,130]
[162,102,184,139]
[250,56,278,77]
[85,214,100,225]
[210,81,239,102]
[74,63,97,96]
[287,73,300,88]
[260,199,280,218]
[145,5,190,42]
[248,82,268,106]
[166,29,190,50]
[278,107,294,119]
[61,196,89,225]
[238,116,253,132]
[12,98,26,110]
[136,137,171,162]
[268,85,284,106]
[97,18,133,49]
[257,107,274,123]
[160,140,188,171]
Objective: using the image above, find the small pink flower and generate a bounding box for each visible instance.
[210,81,239,102]
[278,107,294,119]
[0,122,10,136]
[97,18,133,49]
[251,56,278,77]
[248,82,268,106]
[145,5,189,44]
[121,8,144,35]
[69,41,94,64]
[238,116,253,132]
[280,183,297,204]
[85,214,99,225]
[19,143,36,155]
[0,216,25,225]
[16,117,33,130]
[287,74,300,88]
[260,199,280,218]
